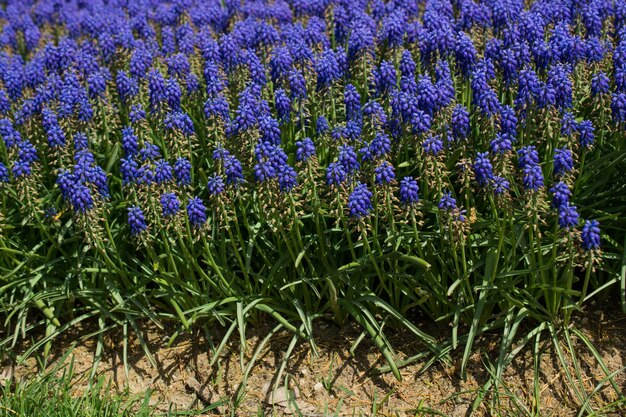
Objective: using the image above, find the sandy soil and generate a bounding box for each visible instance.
[3,307,625,416]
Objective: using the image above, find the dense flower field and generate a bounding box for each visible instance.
[1,0,625,383]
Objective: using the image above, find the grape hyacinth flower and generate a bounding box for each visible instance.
[326,162,347,187]
[128,206,148,235]
[451,105,470,140]
[277,165,298,192]
[154,160,173,184]
[0,162,9,183]
[473,152,494,185]
[581,220,601,250]
[348,182,373,218]
[558,203,579,229]
[439,191,457,210]
[187,197,207,227]
[174,158,192,186]
[550,182,572,208]
[120,158,139,185]
[576,120,595,148]
[611,93,626,124]
[12,160,32,178]
[522,164,545,191]
[553,148,574,176]
[70,184,93,213]
[224,155,244,186]
[399,177,419,204]
[121,127,139,157]
[561,112,576,137]
[338,145,360,175]
[423,135,444,156]
[490,133,513,154]
[374,161,396,185]
[160,193,180,217]
[295,138,316,162]
[207,174,226,196]
[492,176,510,195]
[316,116,329,135]
[591,72,610,96]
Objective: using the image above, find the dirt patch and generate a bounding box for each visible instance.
[4,309,626,416]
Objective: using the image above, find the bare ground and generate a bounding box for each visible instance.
[3,307,626,416]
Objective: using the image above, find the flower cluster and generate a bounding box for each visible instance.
[0,0,616,253]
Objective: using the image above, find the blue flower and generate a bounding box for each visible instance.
[288,69,307,99]
[363,101,387,126]
[344,84,361,122]
[70,183,94,213]
[491,176,510,195]
[499,105,518,138]
[116,71,138,103]
[558,203,579,229]
[207,174,226,195]
[348,182,373,218]
[148,69,167,112]
[275,88,291,123]
[348,21,374,60]
[259,116,281,146]
[399,176,419,204]
[73,133,88,151]
[12,160,31,178]
[517,146,539,169]
[129,105,146,124]
[164,111,195,136]
[451,104,470,140]
[550,182,572,208]
[338,145,360,174]
[473,152,494,185]
[522,164,544,191]
[18,140,38,163]
[270,46,293,83]
[174,157,192,186]
[135,165,155,186]
[120,158,139,185]
[316,116,329,135]
[140,143,161,161]
[254,161,276,182]
[187,197,207,227]
[154,159,173,184]
[576,120,595,147]
[121,127,138,157]
[591,72,610,96]
[326,162,347,187]
[561,112,576,137]
[381,9,406,48]
[0,162,10,182]
[399,50,416,77]
[373,61,397,95]
[410,109,432,134]
[612,93,626,123]
[581,220,601,250]
[224,155,244,186]
[295,138,316,162]
[362,133,391,161]
[204,96,230,121]
[553,148,574,176]
[128,206,147,235]
[56,169,77,199]
[490,133,513,154]
[374,161,396,185]
[438,191,457,210]
[277,164,298,192]
[160,193,180,217]
[423,135,444,156]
